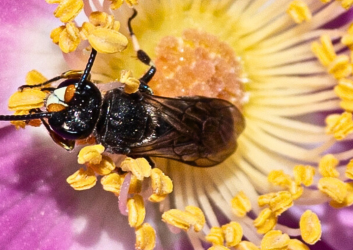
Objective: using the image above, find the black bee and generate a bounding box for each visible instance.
[0,10,245,167]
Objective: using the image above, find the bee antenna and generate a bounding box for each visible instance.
[0,112,53,121]
[76,48,97,92]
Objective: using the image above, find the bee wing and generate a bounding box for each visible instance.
[129,94,245,167]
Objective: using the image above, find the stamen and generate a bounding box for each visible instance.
[25,70,48,85]
[327,55,352,79]
[299,210,321,245]
[120,70,140,94]
[311,35,336,67]
[8,89,47,111]
[50,26,65,44]
[293,165,315,186]
[236,241,260,250]
[288,239,310,250]
[325,112,353,140]
[286,0,312,24]
[345,159,353,179]
[135,223,156,250]
[77,144,105,165]
[120,157,152,181]
[49,0,84,23]
[66,168,97,190]
[260,230,290,250]
[318,154,339,178]
[222,222,243,247]
[330,182,353,208]
[269,191,293,216]
[148,168,173,202]
[318,177,347,203]
[161,206,205,232]
[127,194,146,228]
[101,172,125,195]
[334,78,353,112]
[87,155,116,175]
[230,191,252,217]
[205,227,224,246]
[88,27,128,54]
[253,208,277,234]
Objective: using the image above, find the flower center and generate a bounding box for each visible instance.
[149,29,246,109]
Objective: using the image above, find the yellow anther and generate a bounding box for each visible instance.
[121,70,140,94]
[120,157,152,181]
[10,110,41,129]
[101,172,125,195]
[135,223,156,250]
[330,182,353,208]
[258,192,276,207]
[50,26,65,45]
[129,175,143,194]
[341,0,353,10]
[87,27,128,54]
[269,191,293,216]
[260,230,290,250]
[52,0,84,23]
[59,22,81,53]
[66,168,97,190]
[125,0,138,6]
[149,168,173,202]
[345,159,353,179]
[222,222,243,247]
[80,22,95,40]
[8,89,47,111]
[319,0,331,3]
[341,33,353,50]
[334,78,353,111]
[45,0,61,3]
[286,0,312,23]
[299,210,321,245]
[235,241,260,250]
[253,208,277,234]
[287,181,304,200]
[268,170,292,188]
[287,239,310,250]
[311,35,336,66]
[127,194,145,228]
[205,227,224,246]
[208,246,230,250]
[77,144,105,165]
[293,165,315,186]
[231,191,251,217]
[327,55,352,79]
[161,206,205,232]
[109,0,124,10]
[318,177,348,203]
[87,155,116,175]
[89,11,117,29]
[318,154,339,177]
[25,70,48,85]
[325,112,353,140]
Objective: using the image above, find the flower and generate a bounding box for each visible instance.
[1,0,353,250]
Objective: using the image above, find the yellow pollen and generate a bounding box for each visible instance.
[286,0,312,23]
[88,27,128,54]
[120,70,140,94]
[311,35,336,67]
[87,155,116,175]
[66,167,97,190]
[135,223,156,250]
[318,177,348,203]
[327,55,352,79]
[128,175,143,194]
[235,241,260,250]
[258,193,277,207]
[231,191,252,217]
[318,154,339,177]
[8,89,47,111]
[108,0,124,10]
[268,191,293,216]
[345,159,353,179]
[341,33,353,50]
[125,0,138,6]
[293,165,315,186]
[325,111,353,140]
[148,168,173,202]
[268,170,292,188]
[287,239,310,250]
[25,70,48,85]
[49,0,84,23]
[58,22,81,53]
[100,172,125,195]
[299,210,322,245]
[287,181,304,200]
[149,29,245,109]
[253,208,277,234]
[50,26,65,44]
[334,78,353,112]
[260,230,290,250]
[127,194,146,228]
[330,182,353,208]
[161,206,205,232]
[120,157,152,181]
[205,227,224,246]
[340,0,353,10]
[222,222,243,247]
[207,246,230,250]
[77,144,105,165]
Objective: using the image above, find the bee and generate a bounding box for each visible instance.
[0,10,245,167]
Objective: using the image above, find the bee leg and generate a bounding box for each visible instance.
[128,9,156,90]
